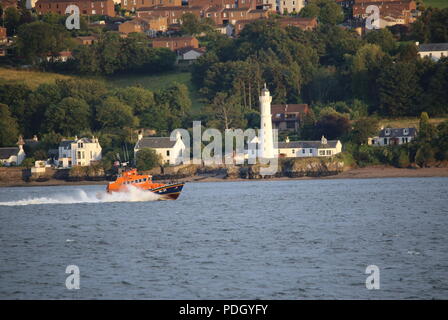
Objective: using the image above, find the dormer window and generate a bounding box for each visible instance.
[385,129,390,136]
[403,128,409,135]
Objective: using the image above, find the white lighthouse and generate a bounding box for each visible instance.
[259,84,275,159]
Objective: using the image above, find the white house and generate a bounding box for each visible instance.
[369,127,417,146]
[134,132,186,165]
[0,136,26,166]
[417,42,448,61]
[279,0,306,14]
[177,47,204,64]
[0,147,26,166]
[215,24,234,37]
[57,136,102,168]
[277,136,342,158]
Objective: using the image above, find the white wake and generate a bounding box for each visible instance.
[0,185,160,206]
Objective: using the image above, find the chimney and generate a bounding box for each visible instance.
[17,135,25,150]
[321,135,327,145]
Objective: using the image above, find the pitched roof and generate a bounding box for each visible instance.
[153,36,197,42]
[278,140,339,149]
[76,36,98,40]
[0,147,19,159]
[418,43,448,52]
[271,104,309,115]
[177,46,205,55]
[136,137,177,149]
[378,128,417,138]
[137,5,203,11]
[59,140,75,148]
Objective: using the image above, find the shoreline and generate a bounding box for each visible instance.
[0,166,447,188]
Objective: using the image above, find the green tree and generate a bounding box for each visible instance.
[300,0,344,25]
[4,7,21,35]
[377,62,421,116]
[136,149,161,171]
[351,118,379,145]
[395,149,410,168]
[0,82,32,132]
[315,112,351,140]
[16,21,71,64]
[350,44,385,104]
[415,143,435,167]
[43,97,91,135]
[364,29,397,54]
[0,104,19,147]
[204,92,247,130]
[113,87,155,116]
[418,112,436,142]
[180,13,208,35]
[156,83,192,120]
[96,96,138,129]
[434,120,448,160]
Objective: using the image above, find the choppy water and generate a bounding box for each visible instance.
[0,177,447,299]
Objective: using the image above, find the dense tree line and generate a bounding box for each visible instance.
[0,79,192,164]
[191,14,448,136]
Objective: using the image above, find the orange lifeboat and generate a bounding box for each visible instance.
[106,168,184,200]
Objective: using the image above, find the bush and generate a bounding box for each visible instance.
[21,157,35,168]
[395,149,410,168]
[415,143,435,167]
[136,149,161,171]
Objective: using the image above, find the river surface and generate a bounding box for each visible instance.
[0,177,447,299]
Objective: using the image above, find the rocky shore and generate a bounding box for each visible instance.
[1,157,447,188]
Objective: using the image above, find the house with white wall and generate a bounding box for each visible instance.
[417,42,448,61]
[177,47,205,64]
[0,147,26,166]
[0,136,26,166]
[369,127,417,146]
[277,136,342,158]
[57,136,102,168]
[134,132,186,165]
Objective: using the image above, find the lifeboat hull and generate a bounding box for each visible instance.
[150,183,185,200]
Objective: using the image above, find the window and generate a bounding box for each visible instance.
[385,129,390,136]
[319,150,325,156]
[309,149,312,153]
[167,150,170,156]
[292,149,295,154]
[403,128,408,135]
[302,149,305,154]
[326,150,331,155]
[384,138,388,144]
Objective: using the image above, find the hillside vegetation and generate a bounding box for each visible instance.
[0,67,76,89]
[425,0,448,9]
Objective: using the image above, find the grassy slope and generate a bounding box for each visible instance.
[0,67,204,112]
[106,71,204,112]
[379,117,447,128]
[425,0,448,8]
[0,67,76,89]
